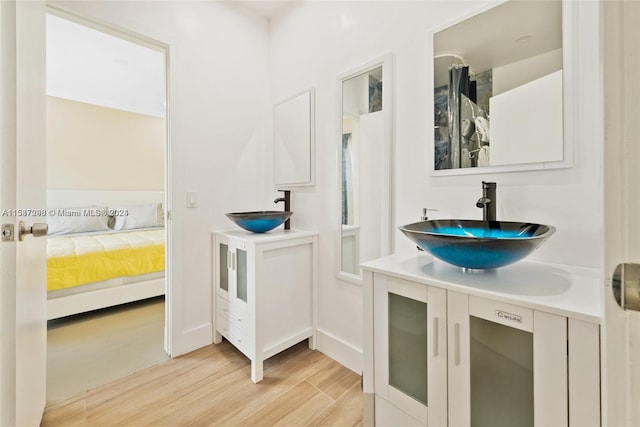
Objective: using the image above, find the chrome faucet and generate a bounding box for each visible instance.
[476,181,496,222]
[274,190,291,230]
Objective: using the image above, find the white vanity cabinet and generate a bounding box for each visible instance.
[212,228,318,383]
[363,253,602,427]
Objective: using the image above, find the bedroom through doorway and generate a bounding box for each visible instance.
[44,11,170,405]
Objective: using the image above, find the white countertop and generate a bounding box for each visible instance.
[212,227,318,243]
[362,252,603,324]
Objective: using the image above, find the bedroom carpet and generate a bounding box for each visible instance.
[46,296,169,405]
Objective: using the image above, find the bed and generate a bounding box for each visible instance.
[46,190,166,320]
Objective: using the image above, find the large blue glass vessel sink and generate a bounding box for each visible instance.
[400,219,556,270]
[226,211,293,233]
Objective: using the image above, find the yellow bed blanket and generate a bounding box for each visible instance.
[47,229,165,292]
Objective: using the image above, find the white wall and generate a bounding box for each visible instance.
[493,48,562,95]
[269,0,602,371]
[50,0,271,356]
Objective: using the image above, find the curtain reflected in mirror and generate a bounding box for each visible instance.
[340,65,384,277]
[436,64,492,170]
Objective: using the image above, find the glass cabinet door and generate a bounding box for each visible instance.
[448,293,568,427]
[388,293,428,405]
[216,238,248,307]
[374,275,447,425]
[219,243,229,293]
[236,248,247,303]
[470,315,533,427]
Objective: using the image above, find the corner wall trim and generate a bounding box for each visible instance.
[172,322,213,357]
[315,328,363,374]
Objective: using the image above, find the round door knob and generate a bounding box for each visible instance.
[18,221,48,241]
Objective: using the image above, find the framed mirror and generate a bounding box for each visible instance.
[337,54,393,283]
[274,88,315,186]
[432,0,573,175]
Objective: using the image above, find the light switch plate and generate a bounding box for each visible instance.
[187,191,198,208]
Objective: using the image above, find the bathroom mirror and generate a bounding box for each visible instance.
[274,88,315,186]
[432,0,573,175]
[338,54,393,283]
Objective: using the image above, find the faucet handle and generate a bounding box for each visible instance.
[422,208,438,221]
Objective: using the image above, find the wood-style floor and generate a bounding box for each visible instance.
[41,340,363,427]
[47,297,169,404]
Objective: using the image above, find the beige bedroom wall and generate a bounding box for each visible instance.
[46,96,164,191]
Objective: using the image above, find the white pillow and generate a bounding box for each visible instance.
[111,203,163,231]
[47,206,110,236]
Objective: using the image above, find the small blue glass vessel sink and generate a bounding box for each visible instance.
[225,211,293,233]
[400,219,556,270]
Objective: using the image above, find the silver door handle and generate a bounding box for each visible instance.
[613,263,640,311]
[18,221,48,241]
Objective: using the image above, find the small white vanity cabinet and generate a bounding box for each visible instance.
[212,228,318,383]
[363,253,602,427]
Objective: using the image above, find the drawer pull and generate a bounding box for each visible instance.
[223,308,243,323]
[222,328,242,343]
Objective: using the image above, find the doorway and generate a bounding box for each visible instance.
[44,10,170,404]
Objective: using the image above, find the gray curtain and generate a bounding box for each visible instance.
[448,65,470,169]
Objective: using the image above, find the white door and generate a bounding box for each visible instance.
[602,1,640,425]
[0,0,48,426]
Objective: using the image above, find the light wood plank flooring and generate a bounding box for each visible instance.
[42,340,363,426]
[47,297,169,404]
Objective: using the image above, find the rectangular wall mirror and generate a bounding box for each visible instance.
[274,88,315,186]
[432,0,573,176]
[338,54,393,283]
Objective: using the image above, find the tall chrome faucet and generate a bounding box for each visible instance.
[476,181,496,222]
[274,190,291,230]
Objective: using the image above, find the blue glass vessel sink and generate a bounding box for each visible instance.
[400,219,555,270]
[226,211,293,233]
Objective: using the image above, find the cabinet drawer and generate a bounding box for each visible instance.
[216,314,247,354]
[216,297,247,327]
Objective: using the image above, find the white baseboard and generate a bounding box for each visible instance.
[171,325,363,374]
[315,328,363,374]
[171,322,213,357]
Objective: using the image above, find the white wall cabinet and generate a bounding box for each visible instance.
[212,228,318,383]
[363,254,602,427]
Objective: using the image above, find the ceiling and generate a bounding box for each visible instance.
[433,0,562,87]
[235,0,298,19]
[46,14,166,118]
[45,2,298,116]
